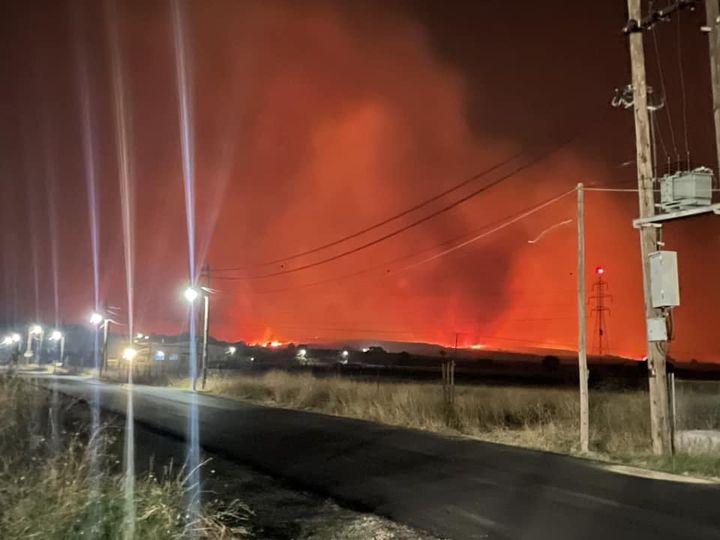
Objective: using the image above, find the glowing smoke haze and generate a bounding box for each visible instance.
[0,1,718,361]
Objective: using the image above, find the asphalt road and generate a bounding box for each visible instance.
[31,375,720,540]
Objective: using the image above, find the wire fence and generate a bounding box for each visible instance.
[672,376,720,454]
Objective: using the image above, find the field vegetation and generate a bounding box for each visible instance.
[0,374,248,539]
[181,370,720,478]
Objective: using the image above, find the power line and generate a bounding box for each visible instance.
[216,190,578,292]
[675,8,690,167]
[390,186,576,275]
[211,149,526,273]
[651,106,670,172]
[584,187,639,192]
[650,2,680,165]
[213,146,574,281]
[584,187,720,192]
[527,219,573,244]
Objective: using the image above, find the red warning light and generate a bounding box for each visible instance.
[596,266,605,275]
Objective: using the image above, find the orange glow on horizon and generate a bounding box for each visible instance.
[2,1,717,364]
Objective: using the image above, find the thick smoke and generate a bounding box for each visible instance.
[0,0,718,360]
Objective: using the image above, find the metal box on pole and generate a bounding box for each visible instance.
[649,251,680,308]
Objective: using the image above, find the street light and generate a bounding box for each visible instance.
[90,311,111,375]
[183,287,200,303]
[7,333,21,363]
[122,347,137,361]
[2,336,12,346]
[25,324,43,363]
[183,285,210,391]
[49,330,65,368]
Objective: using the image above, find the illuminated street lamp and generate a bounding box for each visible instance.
[227,346,236,355]
[3,334,21,366]
[183,285,211,391]
[49,330,65,367]
[8,333,22,361]
[122,347,137,362]
[183,286,200,303]
[90,311,111,375]
[25,324,43,363]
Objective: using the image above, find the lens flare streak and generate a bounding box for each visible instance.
[172,0,202,527]
[106,0,136,536]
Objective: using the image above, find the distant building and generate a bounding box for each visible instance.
[107,336,229,368]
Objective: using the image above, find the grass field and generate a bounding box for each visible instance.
[188,371,648,453]
[174,370,720,478]
[0,374,248,539]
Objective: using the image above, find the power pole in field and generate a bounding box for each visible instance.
[626,0,672,455]
[705,0,720,175]
[576,183,589,453]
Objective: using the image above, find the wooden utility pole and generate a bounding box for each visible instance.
[706,0,720,175]
[200,263,211,390]
[576,183,589,453]
[627,0,672,455]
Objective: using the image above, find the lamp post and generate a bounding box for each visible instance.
[90,312,110,376]
[49,330,65,367]
[184,286,210,391]
[10,333,21,366]
[26,325,43,365]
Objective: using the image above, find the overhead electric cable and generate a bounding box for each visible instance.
[675,10,690,167]
[212,145,573,281]
[390,186,576,274]
[234,190,577,293]
[212,149,526,272]
[650,8,680,165]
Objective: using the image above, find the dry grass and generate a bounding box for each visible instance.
[127,368,719,478]
[183,371,652,457]
[0,375,250,539]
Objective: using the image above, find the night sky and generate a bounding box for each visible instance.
[0,0,718,360]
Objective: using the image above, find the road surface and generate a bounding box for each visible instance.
[31,374,720,540]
